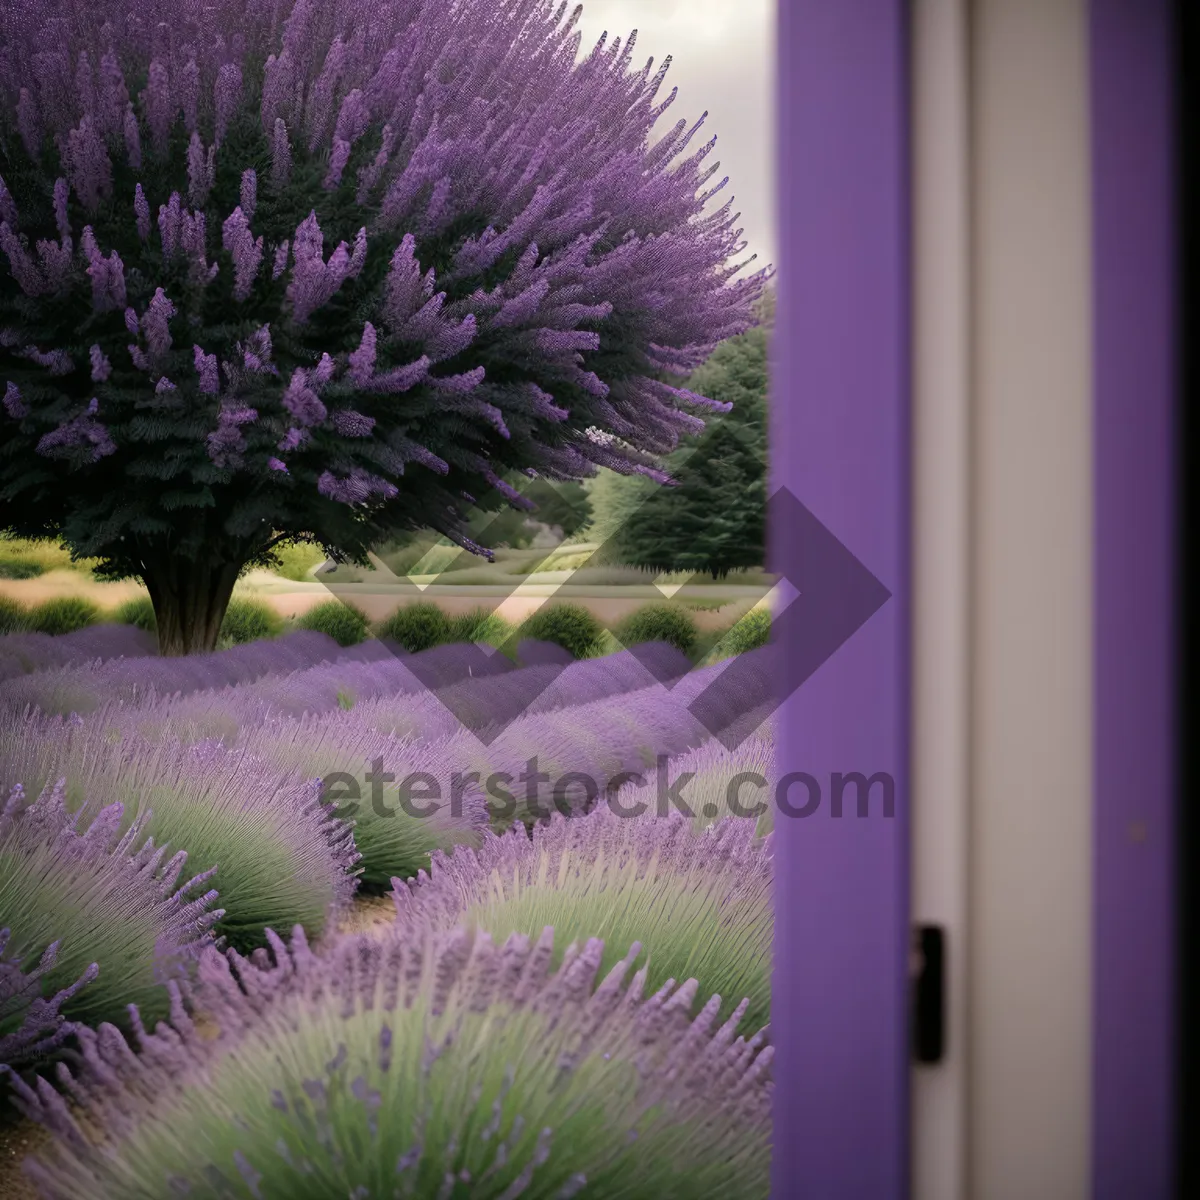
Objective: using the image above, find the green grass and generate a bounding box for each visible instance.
[0,594,29,634]
[26,596,101,636]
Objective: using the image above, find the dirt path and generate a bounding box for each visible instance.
[0,1111,51,1200]
[1,569,758,630]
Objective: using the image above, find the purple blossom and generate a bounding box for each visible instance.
[271,239,290,279]
[133,183,151,241]
[157,191,182,259]
[207,404,258,468]
[21,345,73,375]
[89,344,111,382]
[0,176,17,229]
[285,210,354,324]
[240,168,258,222]
[331,409,375,438]
[52,178,69,242]
[65,113,112,213]
[139,58,172,157]
[193,345,220,394]
[122,102,141,170]
[178,52,201,134]
[186,132,217,209]
[37,414,115,462]
[96,50,129,141]
[281,367,326,427]
[271,116,292,188]
[141,288,176,359]
[0,932,94,1070]
[317,469,398,505]
[81,227,126,312]
[222,206,265,302]
[267,457,288,473]
[3,382,27,419]
[16,88,40,159]
[214,63,244,145]
[1,221,46,295]
[278,427,307,452]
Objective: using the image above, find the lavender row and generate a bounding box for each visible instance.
[0,622,156,683]
[0,628,358,713]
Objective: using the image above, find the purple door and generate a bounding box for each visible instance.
[770,3,911,1197]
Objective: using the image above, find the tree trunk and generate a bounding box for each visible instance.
[142,556,244,656]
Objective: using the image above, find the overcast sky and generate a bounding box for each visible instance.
[570,0,776,278]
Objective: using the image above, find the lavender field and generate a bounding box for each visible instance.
[0,622,777,1195]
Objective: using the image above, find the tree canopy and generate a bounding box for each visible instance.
[0,0,768,651]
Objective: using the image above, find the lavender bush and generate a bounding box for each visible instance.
[1,932,94,1072]
[615,730,777,836]
[0,778,221,1058]
[392,805,773,1030]
[226,712,490,887]
[10,925,772,1197]
[0,716,359,950]
[0,0,768,655]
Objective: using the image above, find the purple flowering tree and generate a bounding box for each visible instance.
[0,0,767,654]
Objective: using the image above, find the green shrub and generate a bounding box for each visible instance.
[112,595,157,633]
[725,606,771,654]
[376,601,451,652]
[0,595,29,634]
[218,598,284,645]
[269,541,326,582]
[613,603,699,657]
[446,607,511,647]
[26,597,101,636]
[517,601,604,659]
[296,599,370,646]
[0,559,44,579]
[704,605,771,663]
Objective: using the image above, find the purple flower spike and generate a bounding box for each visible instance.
[0,778,223,1066]
[12,927,771,1198]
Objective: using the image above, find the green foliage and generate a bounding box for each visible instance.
[218,598,284,645]
[295,599,370,646]
[0,559,44,579]
[0,595,30,634]
[612,604,699,657]
[517,602,604,659]
[376,602,452,652]
[583,469,656,549]
[112,595,157,633]
[605,325,769,577]
[26,597,101,636]
[446,607,511,647]
[705,606,772,663]
[267,541,326,582]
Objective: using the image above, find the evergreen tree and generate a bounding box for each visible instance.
[597,306,769,577]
